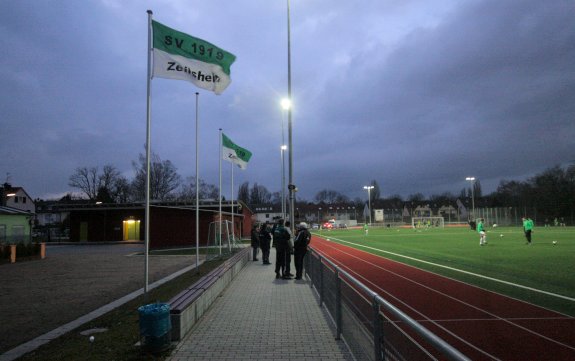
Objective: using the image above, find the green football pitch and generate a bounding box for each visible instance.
[312,226,575,316]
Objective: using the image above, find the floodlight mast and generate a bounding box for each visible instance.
[465,177,476,219]
[285,0,295,234]
[280,98,290,221]
[363,185,374,225]
[280,144,287,220]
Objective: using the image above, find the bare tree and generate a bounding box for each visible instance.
[68,167,99,200]
[179,177,219,200]
[314,189,348,204]
[237,182,250,204]
[370,180,381,202]
[132,152,182,201]
[68,164,126,202]
[249,183,272,204]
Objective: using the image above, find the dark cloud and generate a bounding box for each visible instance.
[0,0,573,202]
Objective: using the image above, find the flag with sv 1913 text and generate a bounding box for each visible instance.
[152,20,236,95]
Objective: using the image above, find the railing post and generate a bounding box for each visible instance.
[335,266,342,340]
[373,294,383,361]
[309,252,314,288]
[319,255,324,307]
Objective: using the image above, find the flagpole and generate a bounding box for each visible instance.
[230,162,234,252]
[144,9,153,293]
[218,128,222,257]
[195,92,200,273]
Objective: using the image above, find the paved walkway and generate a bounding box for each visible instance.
[168,248,353,361]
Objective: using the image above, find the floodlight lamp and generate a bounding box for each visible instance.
[6,193,16,197]
[465,177,475,181]
[280,98,291,110]
[281,145,287,150]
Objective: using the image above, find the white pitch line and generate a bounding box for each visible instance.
[315,239,575,354]
[320,235,575,303]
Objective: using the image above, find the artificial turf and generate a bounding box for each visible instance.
[313,225,575,316]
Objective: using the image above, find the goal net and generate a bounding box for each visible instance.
[411,217,445,228]
[205,220,242,260]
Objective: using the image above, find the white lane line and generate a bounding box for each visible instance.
[320,235,575,302]
[314,239,575,353]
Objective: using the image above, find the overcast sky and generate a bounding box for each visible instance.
[1,0,574,202]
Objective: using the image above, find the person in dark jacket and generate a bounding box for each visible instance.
[293,222,311,280]
[284,221,294,278]
[250,224,260,261]
[259,222,272,265]
[273,219,290,279]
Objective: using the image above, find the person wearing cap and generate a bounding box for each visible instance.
[293,222,311,280]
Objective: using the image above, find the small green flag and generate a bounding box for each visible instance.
[222,133,252,170]
[152,20,236,94]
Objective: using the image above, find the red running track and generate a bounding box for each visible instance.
[311,236,575,361]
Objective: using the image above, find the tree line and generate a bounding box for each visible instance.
[67,155,574,220]
[67,152,219,203]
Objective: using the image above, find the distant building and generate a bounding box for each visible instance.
[60,200,253,248]
[0,206,34,244]
[0,183,35,213]
[251,204,283,224]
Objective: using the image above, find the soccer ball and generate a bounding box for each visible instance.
[500,234,504,237]
[552,241,557,245]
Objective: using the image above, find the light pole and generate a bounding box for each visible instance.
[280,144,287,220]
[285,0,295,234]
[466,177,476,219]
[363,185,374,225]
[317,207,321,223]
[280,98,290,221]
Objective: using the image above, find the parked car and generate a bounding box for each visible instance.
[322,220,338,229]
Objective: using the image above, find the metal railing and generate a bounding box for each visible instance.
[304,247,470,361]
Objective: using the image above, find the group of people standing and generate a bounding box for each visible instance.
[250,219,311,280]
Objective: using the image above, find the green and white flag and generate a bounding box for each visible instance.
[222,133,252,170]
[152,20,236,95]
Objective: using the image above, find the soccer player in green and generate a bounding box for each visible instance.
[522,217,534,244]
[477,218,487,246]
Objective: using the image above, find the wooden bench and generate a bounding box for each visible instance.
[169,247,250,341]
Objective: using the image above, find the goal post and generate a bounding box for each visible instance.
[206,220,241,260]
[411,217,445,228]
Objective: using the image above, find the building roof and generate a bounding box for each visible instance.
[0,206,33,215]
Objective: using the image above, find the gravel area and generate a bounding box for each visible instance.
[0,243,197,354]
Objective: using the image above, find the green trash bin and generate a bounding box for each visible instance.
[138,303,172,353]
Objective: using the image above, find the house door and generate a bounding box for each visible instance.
[123,220,140,241]
[80,222,88,241]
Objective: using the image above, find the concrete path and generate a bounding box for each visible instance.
[168,248,353,361]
